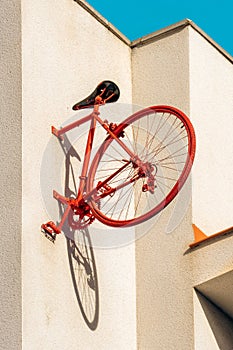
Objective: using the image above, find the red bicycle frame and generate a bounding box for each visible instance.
[41,100,196,242]
[45,103,137,236]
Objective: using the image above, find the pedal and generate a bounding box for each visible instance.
[41,221,61,243]
[41,229,56,243]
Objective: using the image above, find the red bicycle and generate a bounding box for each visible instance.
[41,81,196,242]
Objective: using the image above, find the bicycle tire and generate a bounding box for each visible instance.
[87,106,196,227]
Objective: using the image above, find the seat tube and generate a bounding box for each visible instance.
[77,113,97,199]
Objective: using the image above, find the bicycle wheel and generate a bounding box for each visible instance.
[87,106,196,227]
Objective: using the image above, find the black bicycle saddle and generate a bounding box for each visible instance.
[72,80,120,110]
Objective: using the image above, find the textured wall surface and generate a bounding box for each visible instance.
[132,28,195,350]
[132,24,233,349]
[132,27,190,112]
[194,291,233,350]
[189,26,233,235]
[2,0,232,348]
[22,1,136,349]
[0,1,22,349]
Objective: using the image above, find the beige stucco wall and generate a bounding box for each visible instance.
[132,27,195,350]
[132,26,190,112]
[189,26,233,235]
[0,1,22,349]
[194,290,233,350]
[22,1,136,349]
[132,24,233,349]
[188,29,233,347]
[2,0,233,348]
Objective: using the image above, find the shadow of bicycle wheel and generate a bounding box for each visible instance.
[66,228,99,331]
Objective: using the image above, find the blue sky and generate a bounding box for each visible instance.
[87,0,233,56]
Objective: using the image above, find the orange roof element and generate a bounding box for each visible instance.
[189,224,233,248]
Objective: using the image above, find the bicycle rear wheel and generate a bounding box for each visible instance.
[87,106,196,227]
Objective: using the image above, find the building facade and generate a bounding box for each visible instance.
[1,0,233,349]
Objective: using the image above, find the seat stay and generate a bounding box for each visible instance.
[76,109,135,200]
[81,115,138,202]
[94,114,136,160]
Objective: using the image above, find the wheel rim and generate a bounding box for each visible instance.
[87,106,195,227]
